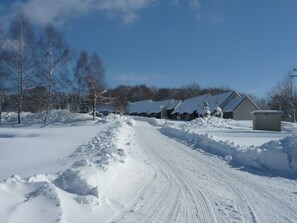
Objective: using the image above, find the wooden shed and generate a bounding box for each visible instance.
[251,110,284,131]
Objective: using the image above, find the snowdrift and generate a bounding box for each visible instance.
[1,110,97,125]
[0,114,135,223]
[158,117,297,175]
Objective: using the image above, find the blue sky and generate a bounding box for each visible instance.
[1,0,297,98]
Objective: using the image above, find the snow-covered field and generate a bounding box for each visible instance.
[1,111,297,222]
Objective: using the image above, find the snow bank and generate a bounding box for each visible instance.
[258,135,297,172]
[0,115,135,222]
[182,116,231,129]
[0,110,97,125]
[160,117,297,174]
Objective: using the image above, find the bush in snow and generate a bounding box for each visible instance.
[203,101,211,117]
[212,107,223,118]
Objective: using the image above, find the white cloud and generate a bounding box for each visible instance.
[7,0,155,25]
[189,0,200,19]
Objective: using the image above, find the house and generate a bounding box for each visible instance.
[223,95,260,120]
[207,91,240,115]
[127,91,260,121]
[171,91,239,120]
[171,94,210,120]
[165,100,182,119]
[146,99,174,118]
[128,100,153,116]
[128,99,175,118]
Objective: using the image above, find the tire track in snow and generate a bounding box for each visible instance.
[111,120,297,223]
[164,129,297,223]
[112,121,218,223]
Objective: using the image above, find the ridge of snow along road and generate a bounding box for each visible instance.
[0,114,143,223]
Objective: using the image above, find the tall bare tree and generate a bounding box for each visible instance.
[0,21,7,124]
[74,51,105,120]
[73,51,89,111]
[4,13,37,124]
[37,23,71,123]
[87,53,106,120]
[268,70,297,121]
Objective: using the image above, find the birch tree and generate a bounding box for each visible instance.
[38,24,71,123]
[4,14,36,124]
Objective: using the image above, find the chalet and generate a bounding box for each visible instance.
[223,95,260,120]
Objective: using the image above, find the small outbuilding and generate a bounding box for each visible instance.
[251,110,284,131]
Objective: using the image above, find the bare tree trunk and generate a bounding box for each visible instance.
[0,103,2,125]
[92,88,96,121]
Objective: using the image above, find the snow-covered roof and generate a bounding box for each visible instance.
[251,110,283,115]
[223,95,260,113]
[166,100,181,110]
[223,96,246,112]
[207,91,237,112]
[172,94,210,114]
[129,99,173,114]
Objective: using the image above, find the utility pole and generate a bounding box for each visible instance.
[290,68,297,122]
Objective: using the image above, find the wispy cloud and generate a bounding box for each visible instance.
[209,12,225,24]
[0,0,208,26]
[189,0,200,19]
[2,0,156,26]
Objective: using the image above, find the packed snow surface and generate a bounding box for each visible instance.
[1,112,297,222]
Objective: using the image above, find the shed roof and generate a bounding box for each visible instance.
[251,110,283,115]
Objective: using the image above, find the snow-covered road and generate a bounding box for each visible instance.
[1,113,297,223]
[112,120,297,223]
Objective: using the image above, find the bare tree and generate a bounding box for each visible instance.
[3,13,37,124]
[74,51,89,111]
[0,21,7,124]
[268,70,297,121]
[87,53,106,120]
[74,51,106,120]
[37,23,71,123]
